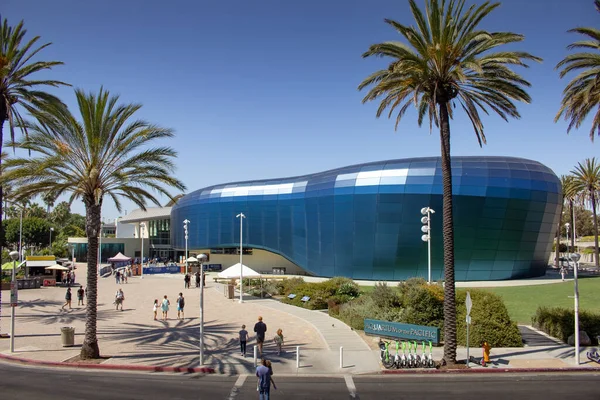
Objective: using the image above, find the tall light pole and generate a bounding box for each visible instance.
[9,250,19,352]
[236,213,245,303]
[18,208,23,263]
[570,252,581,365]
[183,219,190,276]
[49,227,54,248]
[565,223,570,262]
[198,253,207,365]
[421,207,435,284]
[140,222,146,279]
[98,222,104,275]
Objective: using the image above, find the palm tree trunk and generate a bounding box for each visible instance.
[592,192,599,269]
[80,200,101,359]
[439,103,456,365]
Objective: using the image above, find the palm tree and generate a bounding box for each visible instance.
[3,88,186,359]
[163,193,185,207]
[555,0,600,140]
[571,158,600,269]
[1,17,68,263]
[358,0,540,364]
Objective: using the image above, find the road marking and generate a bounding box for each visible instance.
[344,374,359,399]
[227,374,247,400]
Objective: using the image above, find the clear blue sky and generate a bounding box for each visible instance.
[4,0,598,221]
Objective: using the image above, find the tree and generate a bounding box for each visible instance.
[358,0,540,364]
[24,202,46,219]
[3,88,186,359]
[555,0,600,141]
[41,191,56,214]
[0,17,68,264]
[571,158,600,268]
[50,201,71,228]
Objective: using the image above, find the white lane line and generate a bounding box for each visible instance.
[344,374,358,398]
[227,374,247,400]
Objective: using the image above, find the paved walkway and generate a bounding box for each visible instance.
[1,264,599,375]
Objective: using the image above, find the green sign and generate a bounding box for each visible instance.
[364,318,440,344]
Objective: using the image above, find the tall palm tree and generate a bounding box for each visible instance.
[555,0,600,140]
[358,0,540,364]
[3,88,186,359]
[1,17,68,262]
[571,158,600,269]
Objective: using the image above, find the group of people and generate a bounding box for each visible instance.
[60,270,76,286]
[61,286,86,310]
[183,271,205,289]
[153,293,186,321]
[239,316,285,358]
[114,268,129,284]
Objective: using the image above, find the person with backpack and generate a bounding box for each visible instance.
[115,288,125,311]
[176,292,185,319]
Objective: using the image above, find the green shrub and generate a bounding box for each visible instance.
[532,306,600,344]
[337,296,405,330]
[280,277,362,310]
[275,277,305,295]
[456,290,522,347]
[400,283,444,333]
[370,282,401,308]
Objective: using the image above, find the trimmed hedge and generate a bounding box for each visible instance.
[281,277,360,310]
[456,290,522,347]
[532,306,600,345]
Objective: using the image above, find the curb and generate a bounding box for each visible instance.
[381,366,600,374]
[0,352,215,374]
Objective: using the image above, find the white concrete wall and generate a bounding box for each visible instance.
[190,248,308,275]
[116,217,136,238]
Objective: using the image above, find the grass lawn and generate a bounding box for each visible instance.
[476,277,600,324]
[359,277,600,325]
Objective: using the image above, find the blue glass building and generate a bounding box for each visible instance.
[171,156,561,281]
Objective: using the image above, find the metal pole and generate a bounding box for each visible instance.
[574,259,580,365]
[183,219,189,279]
[466,320,470,368]
[573,208,577,251]
[237,213,245,303]
[18,208,23,263]
[340,346,343,369]
[10,259,16,352]
[140,223,145,279]
[98,225,102,275]
[200,259,204,365]
[296,346,300,369]
[427,210,432,284]
[254,345,258,366]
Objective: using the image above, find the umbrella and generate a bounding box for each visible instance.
[186,256,199,263]
[45,264,69,271]
[1,262,17,271]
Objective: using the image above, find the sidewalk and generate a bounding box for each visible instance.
[1,264,599,375]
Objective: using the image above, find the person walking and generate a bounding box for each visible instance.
[115,270,121,284]
[560,266,566,281]
[115,288,125,311]
[122,269,128,284]
[176,292,185,319]
[184,273,190,289]
[256,358,275,399]
[273,329,284,355]
[153,299,159,320]
[195,271,201,288]
[61,288,72,310]
[254,316,267,355]
[77,286,85,306]
[161,295,170,320]
[239,324,249,357]
[71,271,76,284]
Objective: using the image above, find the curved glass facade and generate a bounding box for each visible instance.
[171,156,561,281]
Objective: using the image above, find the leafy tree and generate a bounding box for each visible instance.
[571,158,600,268]
[41,191,57,214]
[555,0,600,140]
[0,17,68,264]
[67,213,86,236]
[3,88,186,359]
[357,0,540,364]
[24,202,46,219]
[560,206,595,238]
[50,201,71,227]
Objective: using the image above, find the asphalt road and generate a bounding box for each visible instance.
[1,362,599,400]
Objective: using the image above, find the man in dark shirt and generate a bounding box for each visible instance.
[254,316,267,355]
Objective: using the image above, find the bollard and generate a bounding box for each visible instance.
[254,345,258,366]
[296,346,300,369]
[340,346,343,369]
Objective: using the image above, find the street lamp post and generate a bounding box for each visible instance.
[236,213,245,303]
[9,250,19,352]
[565,223,570,261]
[198,253,207,365]
[420,207,435,284]
[570,252,581,365]
[49,227,54,248]
[140,222,146,279]
[98,222,104,275]
[183,219,190,277]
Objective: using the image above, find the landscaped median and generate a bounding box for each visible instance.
[0,352,215,374]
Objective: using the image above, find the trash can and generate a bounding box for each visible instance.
[60,327,75,347]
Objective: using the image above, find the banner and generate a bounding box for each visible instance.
[142,265,181,275]
[364,318,440,344]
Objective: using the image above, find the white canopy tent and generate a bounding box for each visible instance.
[186,256,199,263]
[45,264,69,271]
[218,263,261,279]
